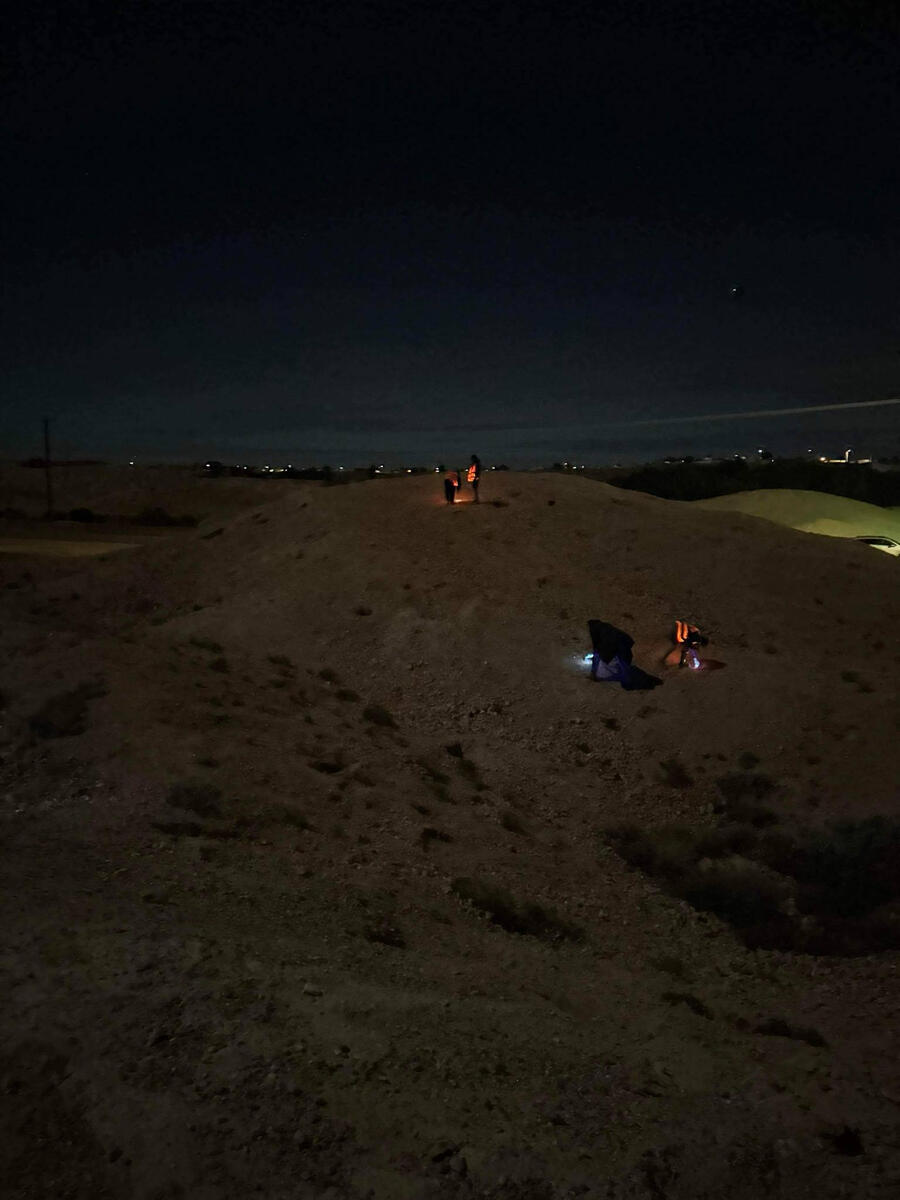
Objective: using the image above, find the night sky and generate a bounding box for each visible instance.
[4,0,900,465]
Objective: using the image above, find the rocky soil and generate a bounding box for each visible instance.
[2,469,899,1199]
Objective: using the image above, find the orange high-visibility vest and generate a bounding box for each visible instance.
[467,464,477,483]
[674,620,700,644]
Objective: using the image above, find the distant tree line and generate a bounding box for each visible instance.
[611,458,900,507]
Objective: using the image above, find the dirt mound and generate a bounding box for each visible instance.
[2,471,898,1198]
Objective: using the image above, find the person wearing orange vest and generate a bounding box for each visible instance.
[467,454,482,502]
[671,620,709,669]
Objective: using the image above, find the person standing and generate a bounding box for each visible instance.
[467,454,482,502]
[443,468,459,504]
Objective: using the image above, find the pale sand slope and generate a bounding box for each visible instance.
[1,470,899,1199]
[696,487,900,542]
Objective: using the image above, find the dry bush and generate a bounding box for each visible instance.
[166,781,223,818]
[189,637,223,653]
[418,759,450,785]
[605,823,698,882]
[658,758,693,788]
[753,1017,827,1047]
[456,756,482,785]
[152,820,238,840]
[364,924,405,948]
[679,860,786,929]
[311,760,343,774]
[694,824,759,859]
[421,827,452,849]
[661,991,713,1019]
[363,705,396,728]
[605,812,900,957]
[29,680,107,738]
[650,954,690,980]
[451,877,584,944]
[500,809,529,835]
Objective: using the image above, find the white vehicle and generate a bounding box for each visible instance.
[854,536,900,557]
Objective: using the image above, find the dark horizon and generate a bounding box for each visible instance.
[9,411,900,472]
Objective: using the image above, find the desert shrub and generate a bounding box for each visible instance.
[822,1128,865,1157]
[363,704,396,728]
[152,820,238,840]
[421,826,452,848]
[68,507,104,522]
[189,637,223,653]
[605,823,698,882]
[679,861,786,929]
[714,773,778,824]
[658,758,694,788]
[650,954,689,980]
[605,814,900,957]
[773,817,900,919]
[418,759,450,785]
[166,781,223,818]
[336,687,360,702]
[318,667,338,683]
[265,803,311,830]
[445,742,463,757]
[754,1017,827,1047]
[268,654,293,667]
[661,991,713,1019]
[694,824,759,859]
[500,809,528,835]
[737,751,760,770]
[29,680,107,738]
[208,657,229,673]
[451,877,584,944]
[456,756,482,782]
[364,924,405,948]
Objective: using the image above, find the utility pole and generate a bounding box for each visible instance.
[43,416,54,517]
